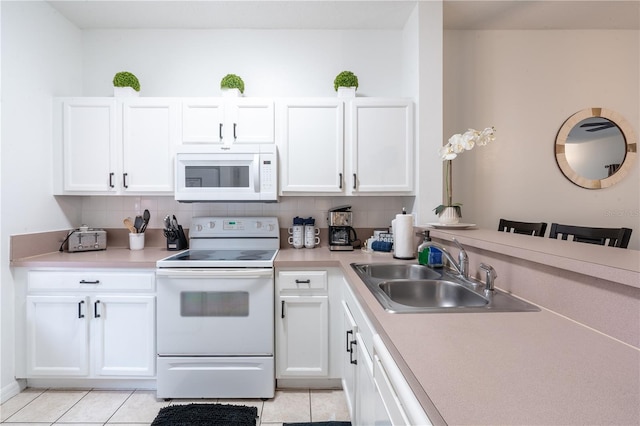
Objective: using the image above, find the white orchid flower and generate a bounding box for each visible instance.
[435,126,496,216]
[439,144,457,160]
[461,129,476,150]
[448,134,466,154]
[476,127,496,146]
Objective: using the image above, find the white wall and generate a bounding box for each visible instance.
[0,1,83,400]
[81,29,405,97]
[444,29,640,249]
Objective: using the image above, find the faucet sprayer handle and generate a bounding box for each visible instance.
[479,263,497,292]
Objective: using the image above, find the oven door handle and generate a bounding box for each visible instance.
[156,268,273,278]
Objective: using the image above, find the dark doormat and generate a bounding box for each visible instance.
[283,422,351,426]
[151,403,258,426]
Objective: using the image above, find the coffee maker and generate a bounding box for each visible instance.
[328,205,358,251]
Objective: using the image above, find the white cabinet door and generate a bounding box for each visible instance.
[121,98,178,193]
[181,98,274,144]
[26,295,90,376]
[58,98,117,193]
[347,98,414,194]
[182,98,225,144]
[278,99,344,193]
[92,295,156,377]
[355,333,392,426]
[276,295,329,377]
[341,301,358,420]
[228,98,275,144]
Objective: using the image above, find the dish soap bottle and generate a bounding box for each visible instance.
[416,230,443,268]
[417,231,431,266]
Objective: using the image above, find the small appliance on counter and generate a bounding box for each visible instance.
[62,226,107,252]
[328,205,358,251]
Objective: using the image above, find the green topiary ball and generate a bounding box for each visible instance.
[220,74,245,94]
[113,71,140,92]
[334,70,359,91]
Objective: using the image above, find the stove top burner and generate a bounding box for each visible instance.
[160,249,277,264]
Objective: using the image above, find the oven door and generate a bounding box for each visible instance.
[156,268,273,355]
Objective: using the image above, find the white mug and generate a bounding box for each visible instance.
[288,225,304,249]
[304,225,320,248]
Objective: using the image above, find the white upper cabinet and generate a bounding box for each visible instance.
[56,98,118,193]
[181,98,274,145]
[347,98,414,194]
[278,99,345,193]
[53,97,179,195]
[278,97,414,196]
[121,98,179,193]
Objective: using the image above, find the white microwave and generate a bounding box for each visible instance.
[175,145,278,202]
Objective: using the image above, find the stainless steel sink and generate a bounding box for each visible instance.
[356,263,442,280]
[378,279,489,308]
[351,263,540,314]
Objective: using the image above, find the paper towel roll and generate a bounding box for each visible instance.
[393,213,415,259]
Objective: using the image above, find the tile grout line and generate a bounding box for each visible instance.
[102,388,137,425]
[2,387,50,423]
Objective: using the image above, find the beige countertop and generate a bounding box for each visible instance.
[276,247,640,425]
[12,240,640,425]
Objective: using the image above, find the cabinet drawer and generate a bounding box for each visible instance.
[277,270,327,292]
[28,270,155,292]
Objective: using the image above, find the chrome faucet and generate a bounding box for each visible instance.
[421,237,469,280]
[451,238,469,280]
[479,263,497,294]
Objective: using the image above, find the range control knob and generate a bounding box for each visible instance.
[195,224,203,232]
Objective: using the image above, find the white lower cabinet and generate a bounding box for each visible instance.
[275,268,343,383]
[342,279,431,425]
[23,269,156,379]
[277,295,328,377]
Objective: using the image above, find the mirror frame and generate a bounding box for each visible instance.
[555,107,637,189]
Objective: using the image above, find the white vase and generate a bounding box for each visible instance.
[113,86,139,97]
[222,88,242,97]
[438,207,460,225]
[337,87,356,98]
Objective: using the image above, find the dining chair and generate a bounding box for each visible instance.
[498,219,547,237]
[548,223,632,248]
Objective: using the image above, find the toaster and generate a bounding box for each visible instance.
[67,228,107,252]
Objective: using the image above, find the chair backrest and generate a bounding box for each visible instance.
[548,223,632,248]
[498,219,547,237]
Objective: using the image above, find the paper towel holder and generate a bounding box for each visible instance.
[392,208,416,260]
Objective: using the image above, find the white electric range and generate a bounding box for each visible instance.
[156,216,279,399]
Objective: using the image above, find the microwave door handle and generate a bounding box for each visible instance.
[253,155,260,193]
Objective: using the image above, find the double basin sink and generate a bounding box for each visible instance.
[351,263,540,314]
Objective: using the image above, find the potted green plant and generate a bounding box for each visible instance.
[220,74,245,96]
[334,71,358,97]
[113,71,140,97]
[434,127,496,224]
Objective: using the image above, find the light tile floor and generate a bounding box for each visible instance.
[1,388,351,425]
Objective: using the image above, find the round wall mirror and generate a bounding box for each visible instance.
[555,108,637,189]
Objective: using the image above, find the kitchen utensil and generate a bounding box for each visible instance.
[124,218,137,234]
[164,215,171,230]
[134,215,143,233]
[139,209,150,233]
